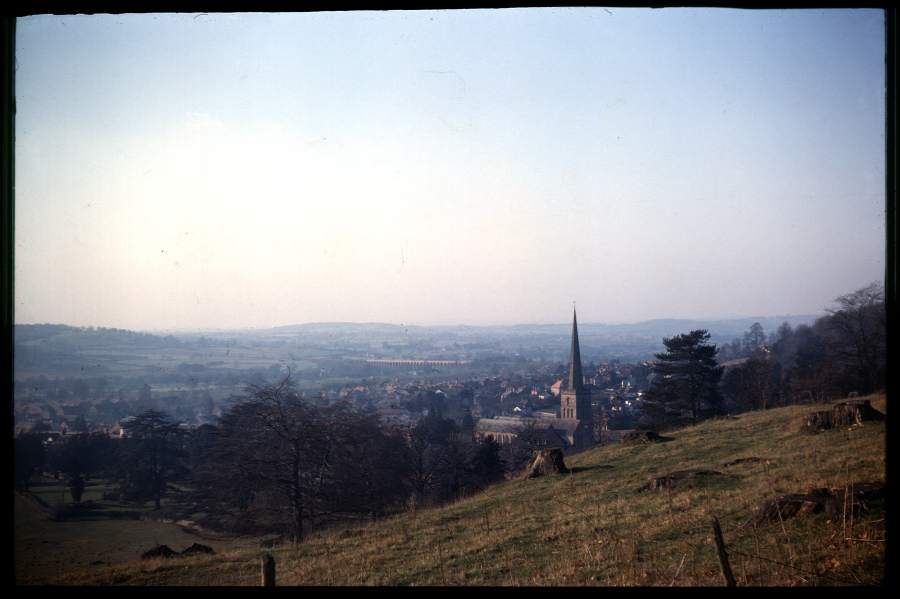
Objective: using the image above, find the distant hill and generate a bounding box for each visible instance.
[16,315,821,344]
[265,315,821,340]
[46,394,885,586]
[14,324,180,348]
[14,315,822,375]
[13,325,184,378]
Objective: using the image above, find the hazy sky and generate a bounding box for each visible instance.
[15,9,885,330]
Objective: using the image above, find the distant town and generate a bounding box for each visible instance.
[14,314,817,439]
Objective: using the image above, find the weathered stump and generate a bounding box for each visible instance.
[804,400,884,432]
[749,481,884,528]
[621,430,664,445]
[751,490,832,527]
[825,481,885,521]
[831,400,884,426]
[525,448,569,478]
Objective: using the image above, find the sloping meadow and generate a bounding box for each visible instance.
[53,394,885,586]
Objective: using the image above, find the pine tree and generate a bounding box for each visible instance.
[642,330,724,427]
[116,410,186,510]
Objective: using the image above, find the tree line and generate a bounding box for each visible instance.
[638,283,886,430]
[15,378,507,543]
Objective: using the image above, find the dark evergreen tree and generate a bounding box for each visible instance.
[641,330,723,427]
[116,410,186,510]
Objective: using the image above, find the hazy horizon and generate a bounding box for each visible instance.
[15,9,886,330]
[15,310,826,334]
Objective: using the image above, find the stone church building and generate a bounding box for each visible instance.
[476,309,594,450]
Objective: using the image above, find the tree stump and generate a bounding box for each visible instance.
[804,400,884,432]
[831,400,884,426]
[621,431,664,445]
[749,481,884,528]
[751,490,832,527]
[525,448,569,478]
[825,481,885,521]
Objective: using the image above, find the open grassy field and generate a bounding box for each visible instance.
[20,394,886,586]
[15,479,262,585]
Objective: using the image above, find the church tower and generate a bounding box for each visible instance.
[559,309,594,449]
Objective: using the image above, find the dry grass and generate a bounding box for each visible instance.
[29,394,886,586]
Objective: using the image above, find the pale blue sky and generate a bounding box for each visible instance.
[15,9,886,329]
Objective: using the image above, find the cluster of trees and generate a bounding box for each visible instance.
[720,283,886,413]
[14,418,180,507]
[639,283,886,430]
[194,380,505,541]
[16,379,507,543]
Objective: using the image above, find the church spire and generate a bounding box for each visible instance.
[566,308,583,391]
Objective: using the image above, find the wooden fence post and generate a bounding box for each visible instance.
[711,516,736,587]
[261,553,276,587]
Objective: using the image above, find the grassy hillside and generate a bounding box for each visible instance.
[36,395,886,586]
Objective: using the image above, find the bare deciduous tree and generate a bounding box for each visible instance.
[824,282,886,395]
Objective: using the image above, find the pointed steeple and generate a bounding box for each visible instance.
[566,308,583,391]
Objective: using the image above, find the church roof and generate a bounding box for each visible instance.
[566,308,584,391]
[475,416,581,436]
